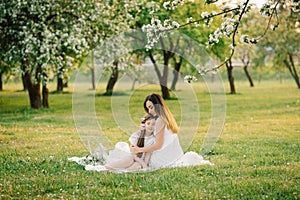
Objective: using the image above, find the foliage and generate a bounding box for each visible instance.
[260,4,300,63]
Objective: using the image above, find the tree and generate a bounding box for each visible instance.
[105,60,119,96]
[0,0,136,108]
[132,1,221,98]
[259,2,300,88]
[171,54,183,91]
[225,58,236,93]
[142,0,299,77]
[0,0,101,108]
[235,46,255,87]
[91,0,150,96]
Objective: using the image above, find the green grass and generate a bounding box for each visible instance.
[0,80,299,199]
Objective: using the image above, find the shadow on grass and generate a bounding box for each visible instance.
[164,97,179,101]
[0,105,53,115]
[49,91,71,94]
[227,93,243,95]
[15,90,27,93]
[96,91,130,97]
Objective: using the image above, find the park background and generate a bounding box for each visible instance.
[1,0,300,199]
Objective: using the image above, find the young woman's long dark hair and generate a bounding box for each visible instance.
[136,114,154,158]
[143,93,179,133]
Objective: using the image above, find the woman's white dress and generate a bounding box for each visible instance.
[148,126,184,168]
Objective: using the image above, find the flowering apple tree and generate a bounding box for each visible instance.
[0,0,145,108]
[0,0,102,108]
[142,0,299,79]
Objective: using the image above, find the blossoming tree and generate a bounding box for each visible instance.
[0,0,102,108]
[129,1,222,98]
[0,0,144,108]
[257,3,300,88]
[141,0,299,87]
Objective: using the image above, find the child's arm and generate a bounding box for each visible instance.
[133,155,147,169]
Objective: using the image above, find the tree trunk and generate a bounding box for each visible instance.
[22,58,42,109]
[284,54,300,89]
[42,85,49,108]
[21,66,28,91]
[226,59,236,94]
[91,52,96,90]
[105,61,119,96]
[161,51,170,99]
[148,53,162,81]
[57,71,64,92]
[42,72,49,108]
[21,58,43,109]
[160,85,170,99]
[148,50,172,99]
[63,78,68,88]
[288,53,300,89]
[171,56,183,91]
[22,74,28,91]
[131,78,137,91]
[25,72,42,109]
[148,52,170,99]
[0,71,3,91]
[90,67,95,90]
[244,65,254,87]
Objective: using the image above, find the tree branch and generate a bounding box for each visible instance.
[148,52,162,80]
[179,7,240,29]
[255,0,281,41]
[205,0,250,73]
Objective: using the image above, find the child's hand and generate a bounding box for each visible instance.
[141,162,147,169]
[140,123,145,130]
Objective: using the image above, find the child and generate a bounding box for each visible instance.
[105,114,156,171]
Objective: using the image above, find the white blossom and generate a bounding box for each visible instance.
[172,21,180,28]
[201,12,209,18]
[187,17,193,23]
[240,35,249,43]
[184,75,197,83]
[163,2,171,10]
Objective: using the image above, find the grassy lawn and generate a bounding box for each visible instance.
[0,80,299,199]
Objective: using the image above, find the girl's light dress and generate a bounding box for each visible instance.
[105,131,155,165]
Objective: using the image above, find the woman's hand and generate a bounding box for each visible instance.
[130,145,141,154]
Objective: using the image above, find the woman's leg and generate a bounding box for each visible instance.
[105,156,134,170]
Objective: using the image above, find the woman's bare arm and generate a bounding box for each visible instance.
[143,152,151,166]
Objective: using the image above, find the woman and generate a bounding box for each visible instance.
[130,93,184,169]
